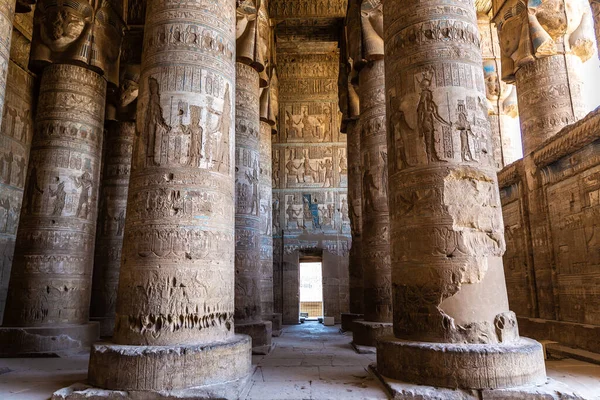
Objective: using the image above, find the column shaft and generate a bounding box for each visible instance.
[516,55,586,155]
[358,60,391,324]
[346,119,363,316]
[378,0,545,389]
[90,121,134,337]
[87,0,251,394]
[259,120,274,318]
[0,0,14,124]
[593,1,600,54]
[1,64,105,354]
[234,61,263,324]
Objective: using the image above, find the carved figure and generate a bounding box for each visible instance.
[145,78,169,166]
[49,181,66,217]
[417,69,450,163]
[74,171,93,219]
[24,166,44,215]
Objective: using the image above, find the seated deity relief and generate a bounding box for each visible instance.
[236,0,270,75]
[495,0,595,82]
[30,0,125,86]
[283,104,336,143]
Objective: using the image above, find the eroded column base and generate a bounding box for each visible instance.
[341,313,363,332]
[88,334,252,392]
[263,313,282,337]
[352,320,393,350]
[235,321,273,354]
[376,336,546,390]
[0,322,99,357]
[53,371,253,400]
[369,364,584,399]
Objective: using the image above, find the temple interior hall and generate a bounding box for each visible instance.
[0,0,600,399]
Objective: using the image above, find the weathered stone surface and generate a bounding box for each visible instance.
[235,320,272,355]
[0,322,98,356]
[352,319,393,348]
[0,0,15,128]
[2,64,106,338]
[340,312,362,332]
[259,120,275,320]
[0,52,35,322]
[370,364,586,400]
[88,335,252,392]
[377,337,546,390]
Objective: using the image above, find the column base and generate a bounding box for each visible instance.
[87,334,252,393]
[341,313,364,332]
[369,364,583,399]
[90,317,115,338]
[0,322,99,357]
[235,321,273,354]
[53,370,253,400]
[352,320,393,348]
[376,336,546,390]
[263,313,282,336]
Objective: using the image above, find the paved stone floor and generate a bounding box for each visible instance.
[0,322,599,399]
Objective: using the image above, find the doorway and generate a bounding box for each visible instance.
[299,261,323,321]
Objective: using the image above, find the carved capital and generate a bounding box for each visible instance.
[30,0,125,85]
[346,0,383,71]
[259,66,278,127]
[495,0,595,83]
[236,0,270,76]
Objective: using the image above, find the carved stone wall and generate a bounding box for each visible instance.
[0,20,35,322]
[499,108,600,353]
[273,49,350,324]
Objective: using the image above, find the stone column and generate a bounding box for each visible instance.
[0,0,125,355]
[477,14,522,168]
[338,55,364,332]
[494,0,595,320]
[591,1,600,56]
[259,67,282,336]
[0,0,15,126]
[495,0,595,156]
[377,0,546,390]
[347,0,393,349]
[83,0,252,396]
[233,0,272,355]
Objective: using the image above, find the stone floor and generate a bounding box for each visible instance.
[0,322,599,399]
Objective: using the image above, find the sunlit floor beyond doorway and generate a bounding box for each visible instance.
[1,322,600,399]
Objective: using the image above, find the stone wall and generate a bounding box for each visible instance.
[0,10,36,322]
[499,108,600,352]
[272,48,350,325]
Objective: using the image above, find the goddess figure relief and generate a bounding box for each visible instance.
[416,70,450,164]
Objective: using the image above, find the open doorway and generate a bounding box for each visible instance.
[299,261,323,321]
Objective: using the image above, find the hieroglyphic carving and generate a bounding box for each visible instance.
[494,0,595,154]
[358,57,391,323]
[234,61,262,323]
[269,0,347,18]
[385,0,513,344]
[3,64,106,328]
[259,121,274,317]
[0,58,35,322]
[113,0,237,346]
[0,0,15,132]
[30,0,125,85]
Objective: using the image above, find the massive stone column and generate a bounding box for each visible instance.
[0,0,124,355]
[0,0,15,124]
[477,14,522,169]
[339,59,363,332]
[233,0,272,355]
[259,65,282,336]
[90,62,140,337]
[377,0,546,390]
[495,0,595,155]
[82,0,252,397]
[494,0,596,321]
[347,0,393,349]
